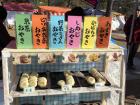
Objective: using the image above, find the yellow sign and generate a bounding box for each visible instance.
[82,16,98,49]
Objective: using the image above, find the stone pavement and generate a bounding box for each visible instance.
[126,53,140,99]
[125,53,140,105]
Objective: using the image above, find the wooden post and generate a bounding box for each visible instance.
[121,55,126,105]
[106,0,114,16]
[102,93,107,105]
[2,51,11,105]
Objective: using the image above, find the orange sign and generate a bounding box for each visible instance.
[32,15,48,48]
[96,17,112,48]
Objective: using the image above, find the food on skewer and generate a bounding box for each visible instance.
[64,71,75,86]
[90,68,106,84]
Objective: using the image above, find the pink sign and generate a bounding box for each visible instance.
[67,16,82,48]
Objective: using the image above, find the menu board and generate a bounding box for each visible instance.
[32,15,48,48]
[67,16,82,49]
[15,14,33,49]
[49,16,65,49]
[96,17,112,48]
[82,16,97,49]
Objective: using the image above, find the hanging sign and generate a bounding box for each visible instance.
[49,16,65,49]
[67,16,82,49]
[15,14,33,49]
[32,15,48,48]
[96,17,112,48]
[82,16,97,49]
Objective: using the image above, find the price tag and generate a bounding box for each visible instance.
[23,87,35,94]
[62,84,72,92]
[95,82,105,89]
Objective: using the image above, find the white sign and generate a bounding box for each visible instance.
[95,82,105,89]
[23,87,35,94]
[62,84,72,92]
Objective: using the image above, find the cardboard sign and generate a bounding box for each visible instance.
[96,17,112,48]
[15,14,33,49]
[49,16,65,49]
[32,15,48,48]
[82,16,97,49]
[67,16,82,48]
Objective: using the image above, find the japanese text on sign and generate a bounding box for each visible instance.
[18,18,30,44]
[52,20,63,44]
[96,17,112,48]
[32,15,48,48]
[67,16,82,48]
[15,14,33,49]
[50,16,65,49]
[82,17,97,48]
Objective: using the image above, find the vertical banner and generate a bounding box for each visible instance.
[49,16,65,49]
[15,14,32,49]
[82,16,97,49]
[32,15,48,49]
[67,16,82,49]
[96,17,112,48]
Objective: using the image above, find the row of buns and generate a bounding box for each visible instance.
[18,53,100,64]
[40,53,100,63]
[20,72,47,89]
[19,68,106,89]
